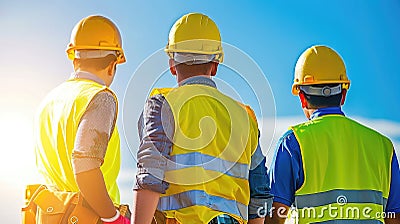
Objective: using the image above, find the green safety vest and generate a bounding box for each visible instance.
[150,85,259,224]
[291,115,393,223]
[34,78,121,204]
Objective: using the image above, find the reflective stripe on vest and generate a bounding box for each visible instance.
[291,115,393,223]
[167,152,249,180]
[150,86,259,224]
[157,190,248,220]
[295,189,387,211]
[34,79,121,204]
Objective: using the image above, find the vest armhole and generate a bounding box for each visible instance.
[291,126,307,194]
[102,88,118,115]
[78,88,117,131]
[101,88,119,137]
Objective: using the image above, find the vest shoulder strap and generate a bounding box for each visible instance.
[150,88,174,97]
[151,87,258,124]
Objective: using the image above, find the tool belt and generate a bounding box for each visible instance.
[21,184,131,224]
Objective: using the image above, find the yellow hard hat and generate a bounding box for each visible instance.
[66,15,126,64]
[165,13,224,63]
[292,45,350,95]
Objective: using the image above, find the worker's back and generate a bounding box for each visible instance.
[34,79,121,204]
[151,84,259,223]
[291,114,393,223]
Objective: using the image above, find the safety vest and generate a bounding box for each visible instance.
[34,78,121,204]
[291,115,393,223]
[150,85,259,224]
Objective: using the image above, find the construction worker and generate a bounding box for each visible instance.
[34,15,129,223]
[131,13,272,224]
[266,45,400,223]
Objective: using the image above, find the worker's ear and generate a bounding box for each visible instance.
[299,91,308,109]
[210,62,218,76]
[108,61,117,77]
[340,89,347,105]
[73,59,79,70]
[169,59,177,76]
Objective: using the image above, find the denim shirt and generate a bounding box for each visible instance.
[134,76,273,219]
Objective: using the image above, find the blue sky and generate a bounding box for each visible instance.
[1,1,400,222]
[3,1,399,119]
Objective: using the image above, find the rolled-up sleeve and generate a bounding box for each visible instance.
[133,94,174,194]
[248,141,273,219]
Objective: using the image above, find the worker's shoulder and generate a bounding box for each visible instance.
[145,88,170,103]
[347,117,393,143]
[281,129,295,139]
[149,88,174,97]
[274,129,301,159]
[93,90,116,105]
[277,129,298,147]
[236,101,257,121]
[143,91,170,113]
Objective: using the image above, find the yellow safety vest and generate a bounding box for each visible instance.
[291,115,393,223]
[34,78,121,204]
[150,85,259,224]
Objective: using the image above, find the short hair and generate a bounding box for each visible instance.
[174,61,214,79]
[74,54,117,71]
[301,84,343,109]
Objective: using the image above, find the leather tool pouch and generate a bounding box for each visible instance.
[21,184,99,224]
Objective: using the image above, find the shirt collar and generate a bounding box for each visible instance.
[179,76,217,88]
[310,107,345,120]
[70,71,106,86]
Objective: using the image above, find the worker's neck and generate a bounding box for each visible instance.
[303,107,317,120]
[75,67,109,86]
[177,74,212,86]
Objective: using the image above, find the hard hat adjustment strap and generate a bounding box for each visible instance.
[173,53,216,65]
[299,85,342,97]
[75,50,117,59]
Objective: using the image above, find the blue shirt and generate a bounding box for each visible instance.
[134,76,273,219]
[269,107,400,213]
